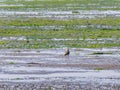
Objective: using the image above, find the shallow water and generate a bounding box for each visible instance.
[0,48,120,89]
[0,10,120,19]
[0,48,120,78]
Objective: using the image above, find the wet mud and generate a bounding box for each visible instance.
[0,48,120,89]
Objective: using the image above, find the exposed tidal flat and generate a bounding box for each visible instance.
[0,48,120,89]
[0,0,120,89]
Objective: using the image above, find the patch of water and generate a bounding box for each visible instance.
[0,4,24,7]
[0,34,120,42]
[0,70,119,83]
[0,25,120,30]
[0,36,26,41]
[0,11,39,15]
[101,6,120,9]
[1,66,90,73]
[0,10,120,19]
[0,25,65,30]
[0,48,119,86]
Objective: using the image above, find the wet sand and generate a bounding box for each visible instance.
[0,48,120,89]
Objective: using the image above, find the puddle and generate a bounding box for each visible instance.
[0,70,120,80]
[0,10,120,19]
[0,4,24,7]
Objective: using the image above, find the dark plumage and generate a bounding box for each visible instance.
[64,48,70,56]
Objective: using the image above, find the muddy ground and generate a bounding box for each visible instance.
[0,48,120,90]
[0,0,120,89]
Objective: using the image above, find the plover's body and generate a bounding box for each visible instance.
[64,48,70,56]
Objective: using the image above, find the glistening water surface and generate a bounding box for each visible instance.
[0,48,120,89]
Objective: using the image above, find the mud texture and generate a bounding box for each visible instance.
[0,48,120,90]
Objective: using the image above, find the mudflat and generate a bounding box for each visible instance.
[0,48,120,90]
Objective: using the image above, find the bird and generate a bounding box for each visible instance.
[64,48,70,56]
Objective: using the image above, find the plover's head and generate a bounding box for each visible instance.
[66,48,69,51]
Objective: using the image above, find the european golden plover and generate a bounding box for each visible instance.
[64,48,70,56]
